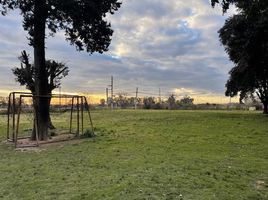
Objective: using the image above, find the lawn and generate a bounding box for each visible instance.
[0,110,267,199]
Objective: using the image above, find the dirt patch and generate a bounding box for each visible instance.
[255,180,267,190]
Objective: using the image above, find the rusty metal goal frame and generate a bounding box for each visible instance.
[7,92,94,148]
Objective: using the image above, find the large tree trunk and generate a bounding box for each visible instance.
[47,95,55,129]
[31,95,54,140]
[33,1,49,140]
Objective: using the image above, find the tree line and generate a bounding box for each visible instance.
[100,95,194,110]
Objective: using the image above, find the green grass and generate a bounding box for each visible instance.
[0,110,267,199]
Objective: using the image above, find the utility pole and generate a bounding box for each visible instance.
[135,87,139,110]
[106,88,109,108]
[159,88,161,103]
[110,76,114,110]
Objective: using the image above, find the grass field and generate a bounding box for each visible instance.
[0,110,267,199]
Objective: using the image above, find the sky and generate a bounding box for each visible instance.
[0,0,237,103]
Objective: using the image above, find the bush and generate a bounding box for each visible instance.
[83,129,95,138]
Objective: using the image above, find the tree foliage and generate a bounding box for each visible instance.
[12,51,69,94]
[143,97,156,109]
[212,0,268,113]
[211,0,268,14]
[179,96,194,106]
[167,94,176,110]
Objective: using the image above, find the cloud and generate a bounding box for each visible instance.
[0,0,235,102]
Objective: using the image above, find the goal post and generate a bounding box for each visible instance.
[7,92,94,148]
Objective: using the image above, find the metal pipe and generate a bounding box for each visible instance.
[76,97,80,136]
[84,97,94,135]
[15,95,22,148]
[81,97,84,135]
[33,97,39,146]
[12,92,15,141]
[69,97,74,134]
[7,92,12,140]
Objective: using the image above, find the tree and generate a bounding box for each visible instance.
[143,97,156,109]
[212,0,268,114]
[0,0,121,140]
[114,93,129,109]
[179,96,194,106]
[0,97,8,107]
[99,99,106,107]
[13,50,69,132]
[211,0,268,14]
[167,94,176,110]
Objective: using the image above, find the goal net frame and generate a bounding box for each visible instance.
[7,92,94,148]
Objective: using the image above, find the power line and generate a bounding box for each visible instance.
[106,88,109,108]
[138,91,160,96]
